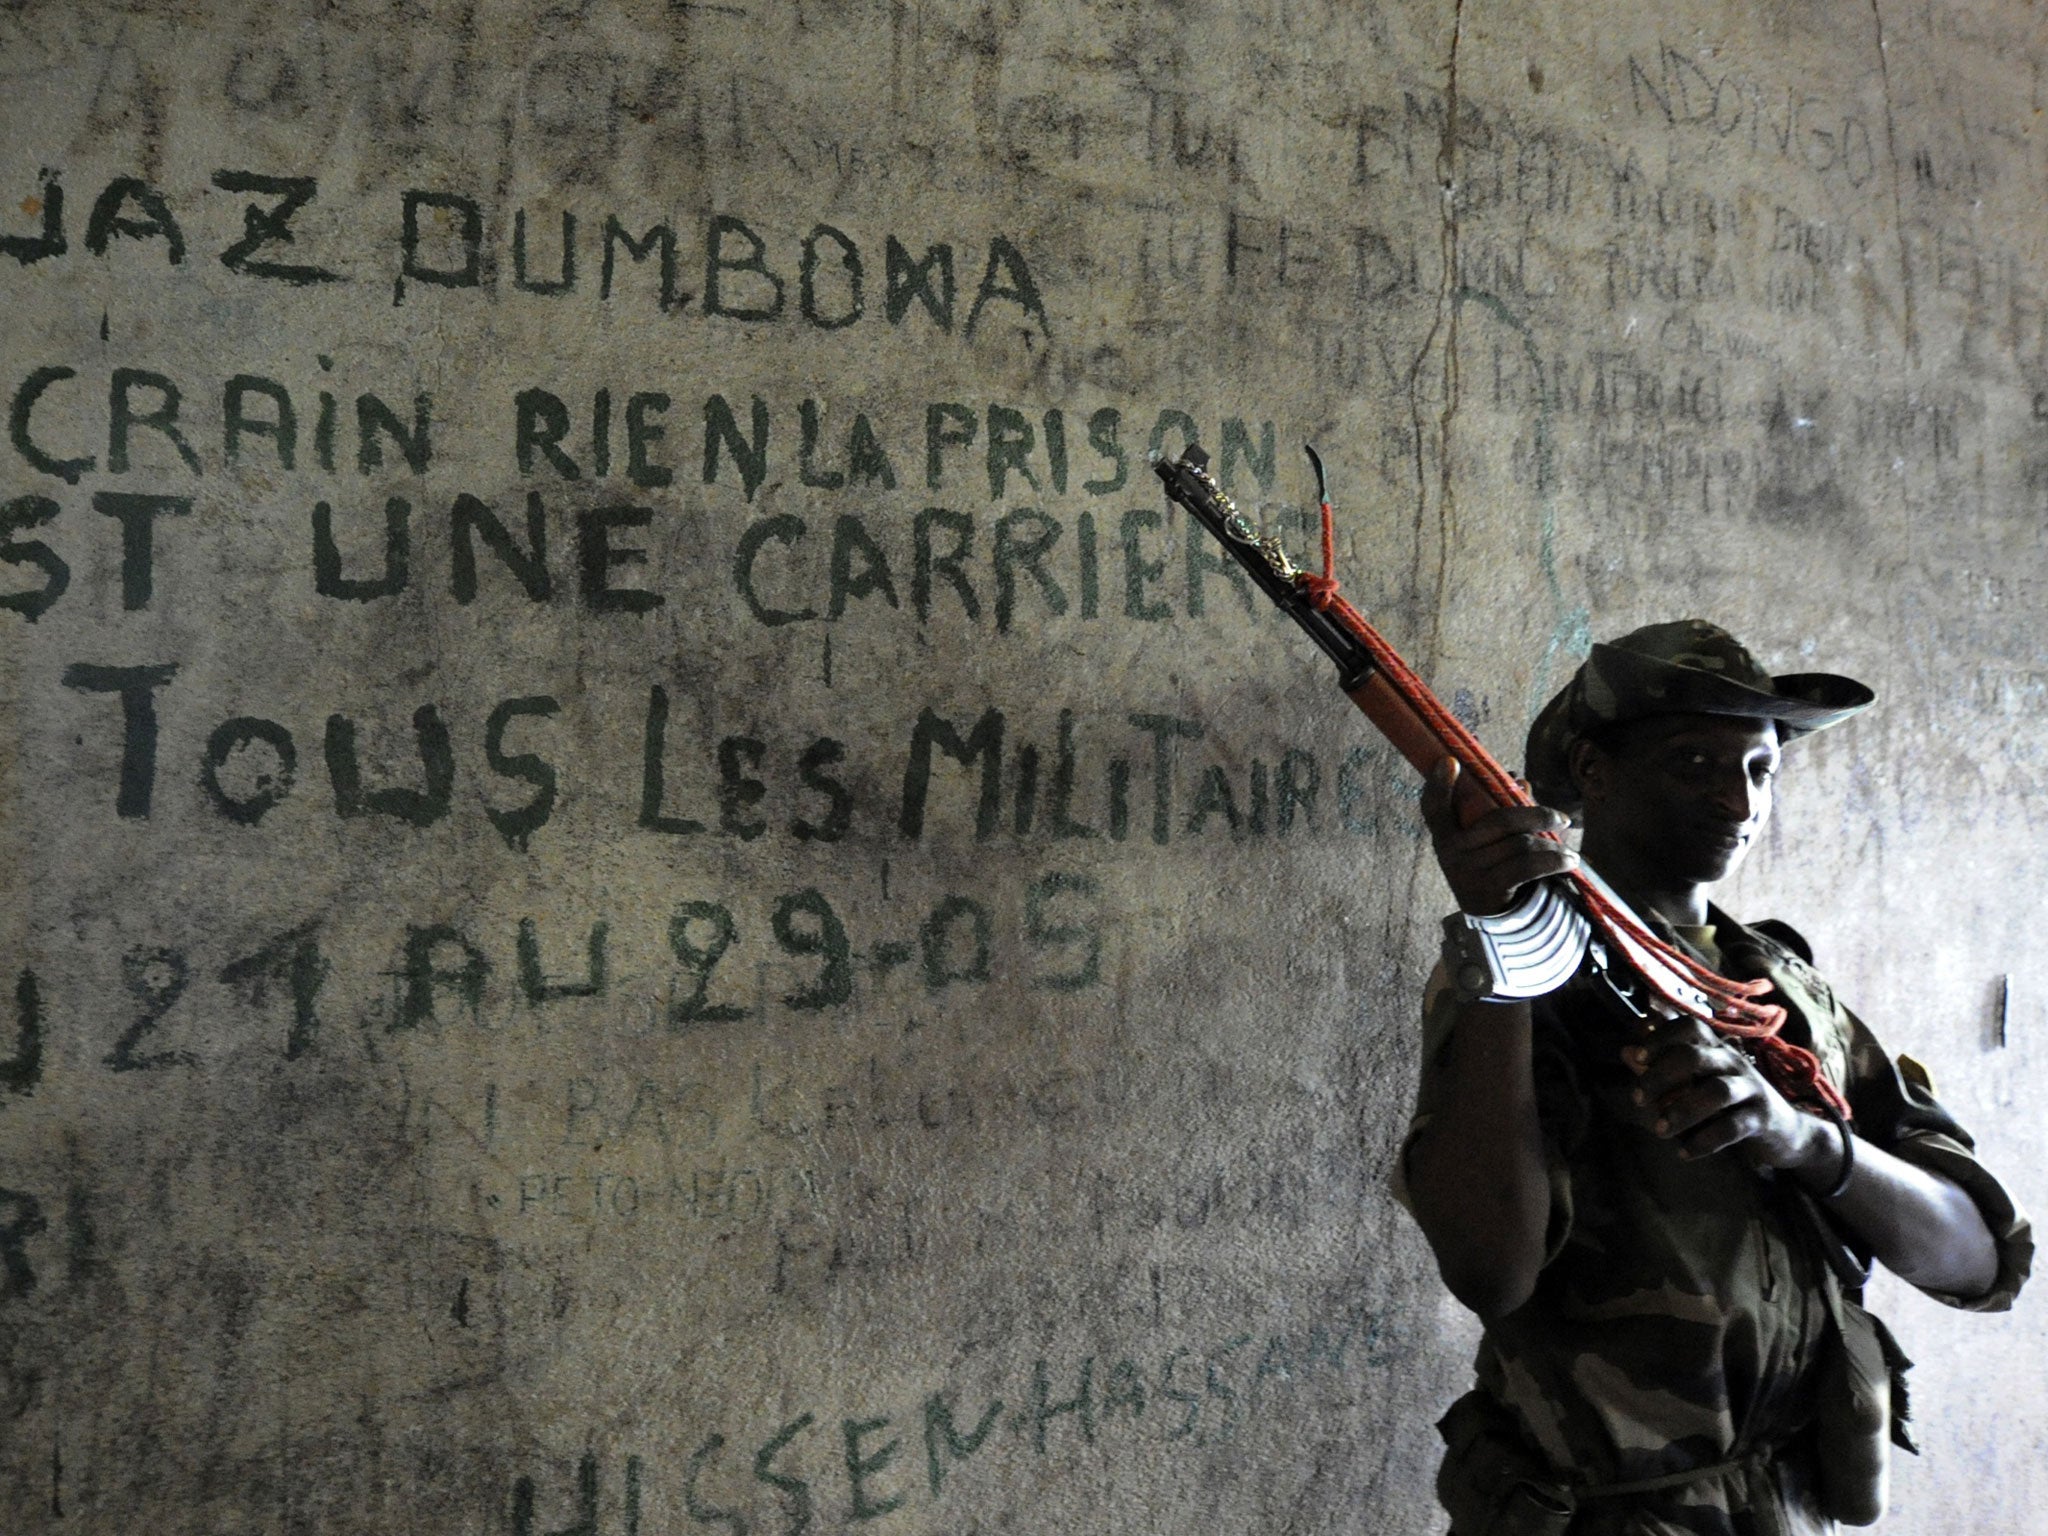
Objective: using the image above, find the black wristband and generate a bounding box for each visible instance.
[1819,1104,1855,1201]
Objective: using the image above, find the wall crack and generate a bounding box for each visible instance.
[1869,0,1919,365]
[1398,0,1468,947]
[1407,0,1466,670]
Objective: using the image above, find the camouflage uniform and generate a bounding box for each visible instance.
[1407,911,2031,1536]
[1406,623,2030,1535]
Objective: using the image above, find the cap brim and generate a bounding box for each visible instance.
[1523,651,1875,812]
[1591,646,1875,736]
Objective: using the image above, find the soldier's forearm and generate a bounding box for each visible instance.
[1405,997,1553,1320]
[1792,1133,2000,1298]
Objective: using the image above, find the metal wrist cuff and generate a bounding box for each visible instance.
[1441,882,1593,1004]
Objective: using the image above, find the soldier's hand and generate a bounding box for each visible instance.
[1420,757,1578,916]
[1620,1019,1830,1172]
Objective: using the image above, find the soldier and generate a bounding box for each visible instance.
[1401,620,2030,1534]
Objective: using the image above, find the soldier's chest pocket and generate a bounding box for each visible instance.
[1782,958,1837,1018]
[1772,961,1850,1089]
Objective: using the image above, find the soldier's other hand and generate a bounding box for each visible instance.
[1620,1020,1822,1171]
[1420,757,1578,917]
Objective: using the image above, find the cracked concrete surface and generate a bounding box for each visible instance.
[0,3,2044,1533]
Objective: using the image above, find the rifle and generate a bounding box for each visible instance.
[1150,442,1846,1118]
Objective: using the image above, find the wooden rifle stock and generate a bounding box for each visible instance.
[1149,442,1498,827]
[1344,671,1499,829]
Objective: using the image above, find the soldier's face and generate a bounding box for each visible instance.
[1577,714,1782,886]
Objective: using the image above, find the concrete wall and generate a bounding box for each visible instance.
[0,1,2042,1531]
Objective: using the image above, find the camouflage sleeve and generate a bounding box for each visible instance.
[1840,1006,2033,1312]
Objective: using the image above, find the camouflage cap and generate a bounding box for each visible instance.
[1525,619,1875,811]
